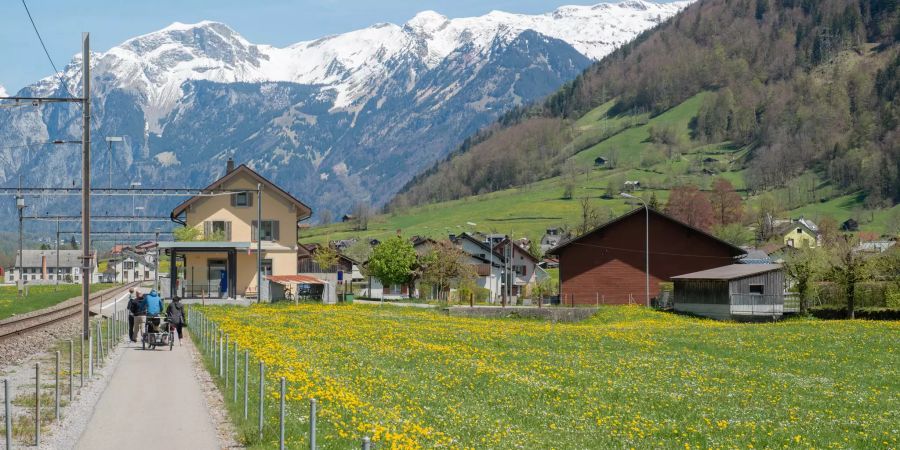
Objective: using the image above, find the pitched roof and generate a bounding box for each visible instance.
[672,264,782,280]
[547,207,746,256]
[15,250,94,268]
[170,164,312,221]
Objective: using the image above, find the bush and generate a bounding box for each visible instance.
[809,306,900,321]
[816,282,893,308]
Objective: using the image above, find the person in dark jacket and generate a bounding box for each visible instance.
[132,292,148,343]
[126,288,137,342]
[165,296,185,342]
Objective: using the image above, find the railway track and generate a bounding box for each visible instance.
[0,281,142,341]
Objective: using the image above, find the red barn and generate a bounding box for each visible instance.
[548,208,746,306]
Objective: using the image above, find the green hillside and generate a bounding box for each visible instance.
[305,92,900,245]
[383,0,899,244]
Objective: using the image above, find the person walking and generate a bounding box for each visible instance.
[126,288,137,341]
[165,296,185,344]
[131,292,148,345]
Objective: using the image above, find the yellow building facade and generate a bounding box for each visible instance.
[165,162,311,298]
[782,225,818,248]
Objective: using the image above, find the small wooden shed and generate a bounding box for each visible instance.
[672,264,784,320]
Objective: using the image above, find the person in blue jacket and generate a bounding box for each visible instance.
[144,289,164,334]
[145,289,163,316]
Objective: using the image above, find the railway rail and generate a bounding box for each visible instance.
[0,281,142,341]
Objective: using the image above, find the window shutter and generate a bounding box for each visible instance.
[272,220,280,241]
[225,222,232,241]
[248,192,254,207]
[230,194,236,207]
[251,220,257,242]
[204,221,211,238]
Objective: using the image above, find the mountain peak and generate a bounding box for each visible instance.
[405,10,450,33]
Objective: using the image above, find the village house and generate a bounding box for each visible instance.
[777,217,819,248]
[492,237,549,302]
[102,252,157,284]
[451,233,505,303]
[163,159,312,299]
[540,227,566,253]
[6,249,100,284]
[548,208,746,306]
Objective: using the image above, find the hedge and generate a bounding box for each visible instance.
[809,306,900,321]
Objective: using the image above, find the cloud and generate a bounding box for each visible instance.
[0,84,7,97]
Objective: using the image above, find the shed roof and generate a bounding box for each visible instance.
[672,264,782,280]
[267,275,327,285]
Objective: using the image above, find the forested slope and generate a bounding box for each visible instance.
[391,0,899,211]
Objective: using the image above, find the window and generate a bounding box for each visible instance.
[252,220,280,242]
[204,220,232,241]
[514,265,527,276]
[232,192,252,207]
[261,259,273,276]
[124,261,135,270]
[749,284,764,295]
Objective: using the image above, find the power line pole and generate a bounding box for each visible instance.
[81,32,92,340]
[256,183,262,303]
[56,218,60,289]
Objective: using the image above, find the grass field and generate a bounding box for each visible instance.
[0,283,118,320]
[195,304,899,449]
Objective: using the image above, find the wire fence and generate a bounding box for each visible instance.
[2,309,128,449]
[188,308,374,449]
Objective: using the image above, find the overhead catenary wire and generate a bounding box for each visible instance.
[20,0,75,99]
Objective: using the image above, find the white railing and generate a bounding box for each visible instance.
[730,294,784,316]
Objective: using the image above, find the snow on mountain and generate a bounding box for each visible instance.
[35,0,688,130]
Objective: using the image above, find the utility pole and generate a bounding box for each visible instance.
[16,194,26,296]
[56,218,60,289]
[256,183,262,303]
[81,32,92,340]
[154,229,160,291]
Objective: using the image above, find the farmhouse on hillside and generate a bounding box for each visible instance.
[672,264,786,320]
[777,217,819,248]
[547,208,746,306]
[164,158,312,299]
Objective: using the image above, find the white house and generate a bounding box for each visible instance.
[103,252,157,284]
[6,250,100,284]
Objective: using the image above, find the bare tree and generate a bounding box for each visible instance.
[318,210,334,226]
[353,202,370,231]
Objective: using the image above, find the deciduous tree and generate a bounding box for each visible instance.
[827,236,873,319]
[313,244,340,273]
[419,240,475,301]
[783,246,825,314]
[709,178,743,226]
[665,184,715,231]
[368,236,417,288]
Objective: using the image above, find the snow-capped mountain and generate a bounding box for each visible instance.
[1,0,689,222]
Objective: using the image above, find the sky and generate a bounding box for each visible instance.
[0,0,676,92]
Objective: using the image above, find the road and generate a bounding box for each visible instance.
[75,333,219,449]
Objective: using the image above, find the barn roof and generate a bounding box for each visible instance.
[547,207,746,256]
[672,264,782,280]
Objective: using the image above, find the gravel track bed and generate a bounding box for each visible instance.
[0,316,83,371]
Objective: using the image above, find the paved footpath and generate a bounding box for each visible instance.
[75,333,219,449]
